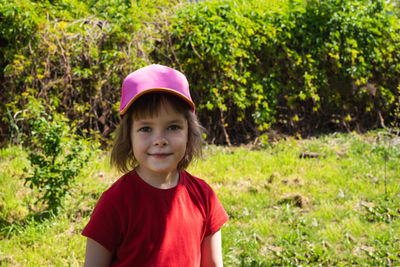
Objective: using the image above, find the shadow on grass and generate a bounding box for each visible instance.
[0,206,91,239]
[0,208,55,238]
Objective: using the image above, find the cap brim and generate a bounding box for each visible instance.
[120,87,195,116]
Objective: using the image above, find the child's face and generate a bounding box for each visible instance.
[130,102,188,178]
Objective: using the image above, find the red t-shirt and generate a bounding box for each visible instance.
[82,170,228,266]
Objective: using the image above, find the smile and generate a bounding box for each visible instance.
[149,153,172,158]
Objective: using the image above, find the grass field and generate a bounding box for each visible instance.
[0,131,399,266]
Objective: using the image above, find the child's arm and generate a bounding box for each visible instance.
[200,229,223,267]
[83,237,112,267]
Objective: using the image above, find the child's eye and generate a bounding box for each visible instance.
[168,125,181,131]
[138,126,152,133]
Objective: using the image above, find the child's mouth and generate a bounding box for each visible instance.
[149,153,172,158]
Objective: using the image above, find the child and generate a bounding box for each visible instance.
[82,64,229,266]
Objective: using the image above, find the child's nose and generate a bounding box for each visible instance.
[152,132,168,146]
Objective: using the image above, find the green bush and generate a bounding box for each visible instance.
[276,0,400,133]
[1,0,182,145]
[155,0,279,144]
[0,0,42,71]
[1,0,399,145]
[23,97,93,212]
[156,0,400,144]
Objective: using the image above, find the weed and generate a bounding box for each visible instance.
[361,198,400,223]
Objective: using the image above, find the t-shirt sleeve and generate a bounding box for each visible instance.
[82,190,122,253]
[204,186,229,237]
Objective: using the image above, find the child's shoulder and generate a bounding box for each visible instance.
[182,171,215,194]
[183,170,208,184]
[99,171,136,200]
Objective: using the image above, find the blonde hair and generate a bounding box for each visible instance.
[111,93,203,173]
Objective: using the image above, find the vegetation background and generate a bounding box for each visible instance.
[0,0,399,265]
[1,0,399,145]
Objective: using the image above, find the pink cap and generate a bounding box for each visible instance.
[119,64,194,117]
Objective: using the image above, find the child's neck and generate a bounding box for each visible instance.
[135,167,180,189]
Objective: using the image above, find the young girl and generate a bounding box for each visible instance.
[82,64,229,266]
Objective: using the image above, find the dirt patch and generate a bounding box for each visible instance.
[278,192,310,209]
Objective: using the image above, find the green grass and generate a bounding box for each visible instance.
[1,131,399,266]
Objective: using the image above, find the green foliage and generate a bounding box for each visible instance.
[1,0,400,145]
[157,0,281,143]
[0,0,43,69]
[23,97,93,212]
[362,198,400,223]
[155,0,400,143]
[1,0,182,145]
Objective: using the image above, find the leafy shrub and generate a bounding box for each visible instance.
[23,97,93,212]
[1,0,399,145]
[0,0,42,72]
[155,0,277,144]
[276,0,400,133]
[1,0,181,145]
[155,0,400,144]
